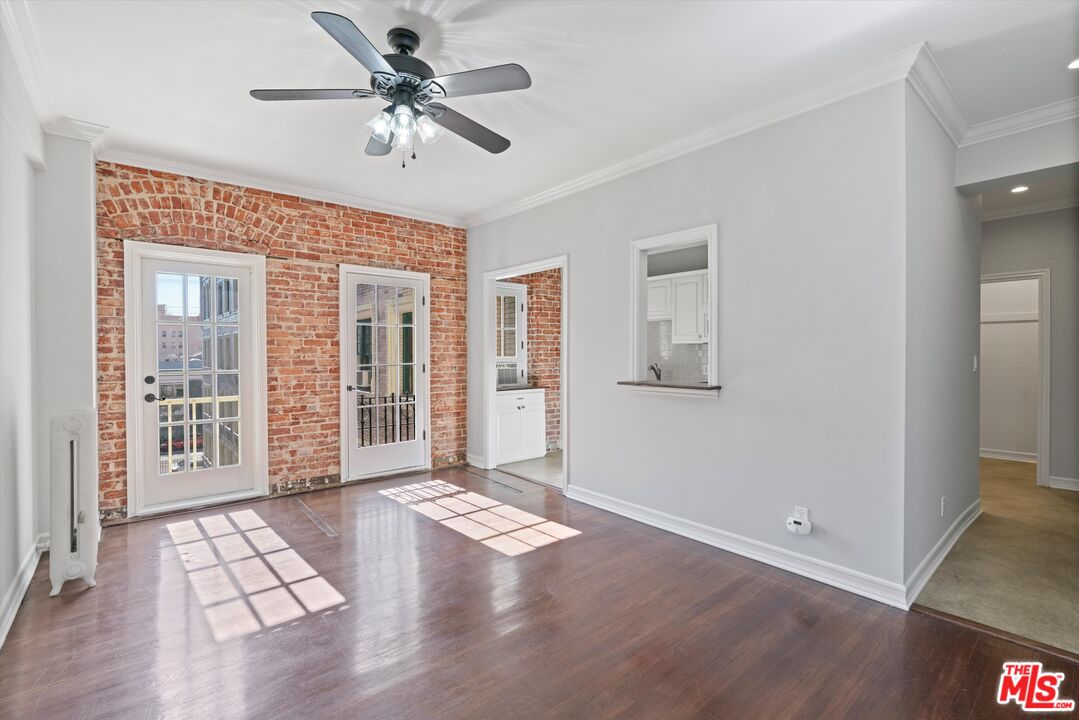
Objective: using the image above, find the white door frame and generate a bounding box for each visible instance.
[980,269,1051,488]
[338,264,432,481]
[480,255,569,492]
[124,241,269,516]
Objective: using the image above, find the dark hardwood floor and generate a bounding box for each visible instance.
[1,466,1074,719]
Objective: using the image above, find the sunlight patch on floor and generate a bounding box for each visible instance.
[166,509,346,642]
[379,480,580,555]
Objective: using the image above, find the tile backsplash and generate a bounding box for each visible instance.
[646,320,707,383]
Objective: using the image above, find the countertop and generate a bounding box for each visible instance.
[617,380,722,391]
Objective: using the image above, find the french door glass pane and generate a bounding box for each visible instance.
[377,285,396,325]
[155,271,242,475]
[190,422,214,469]
[356,284,375,324]
[219,421,240,466]
[159,425,185,474]
[216,326,239,370]
[397,287,415,324]
[216,277,239,322]
[187,275,212,321]
[158,325,184,371]
[399,403,416,441]
[356,324,372,365]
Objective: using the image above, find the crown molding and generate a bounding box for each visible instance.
[466,44,924,227]
[961,96,1079,148]
[44,117,108,150]
[0,0,55,122]
[981,195,1079,222]
[96,146,466,228]
[906,43,968,146]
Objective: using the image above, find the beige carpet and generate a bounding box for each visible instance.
[917,458,1079,654]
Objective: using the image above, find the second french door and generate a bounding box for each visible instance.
[340,267,430,479]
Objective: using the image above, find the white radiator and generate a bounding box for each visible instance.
[49,406,100,596]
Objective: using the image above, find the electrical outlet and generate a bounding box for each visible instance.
[794,506,809,522]
[940,496,945,518]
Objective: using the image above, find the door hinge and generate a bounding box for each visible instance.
[520,341,524,349]
[422,295,426,306]
[422,362,426,373]
[520,303,524,312]
[422,430,426,440]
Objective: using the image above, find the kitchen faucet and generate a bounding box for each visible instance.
[648,363,662,381]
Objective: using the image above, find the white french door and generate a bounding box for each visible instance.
[340,267,429,479]
[127,243,267,515]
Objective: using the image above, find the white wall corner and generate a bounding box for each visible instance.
[465,453,487,469]
[0,541,42,651]
[34,533,50,551]
[905,43,969,147]
[903,497,981,608]
[567,485,908,609]
[44,117,109,152]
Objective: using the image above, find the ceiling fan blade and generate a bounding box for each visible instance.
[424,103,510,153]
[423,63,531,99]
[250,89,376,101]
[365,133,393,156]
[311,11,397,78]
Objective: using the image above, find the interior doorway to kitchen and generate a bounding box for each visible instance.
[481,256,567,490]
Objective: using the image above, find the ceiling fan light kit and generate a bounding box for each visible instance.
[250,11,531,166]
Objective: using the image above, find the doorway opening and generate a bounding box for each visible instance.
[480,256,567,491]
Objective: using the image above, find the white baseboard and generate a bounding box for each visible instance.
[565,486,907,609]
[466,453,487,469]
[35,532,50,551]
[0,542,42,651]
[903,498,982,608]
[1049,476,1079,492]
[979,448,1037,463]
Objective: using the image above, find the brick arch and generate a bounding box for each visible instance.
[96,163,286,255]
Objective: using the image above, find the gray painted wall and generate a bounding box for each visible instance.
[982,207,1079,483]
[647,245,708,276]
[0,26,41,641]
[902,84,982,582]
[469,82,909,584]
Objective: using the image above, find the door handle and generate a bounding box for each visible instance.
[144,393,166,403]
[346,385,361,392]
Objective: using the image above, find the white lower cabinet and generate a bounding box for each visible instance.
[496,388,547,464]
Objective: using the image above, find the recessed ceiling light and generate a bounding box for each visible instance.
[1011,186,1029,193]
[1069,58,1079,70]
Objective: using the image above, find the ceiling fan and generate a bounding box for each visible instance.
[251,11,531,163]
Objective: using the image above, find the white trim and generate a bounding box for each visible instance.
[906,44,968,146]
[961,97,1079,147]
[124,240,269,517]
[35,533,50,551]
[0,3,44,167]
[99,146,465,229]
[1049,476,1079,492]
[338,264,432,482]
[481,255,569,494]
[466,453,485,468]
[903,498,982,608]
[981,270,1051,488]
[979,448,1037,463]
[628,225,719,386]
[467,44,925,227]
[44,117,108,151]
[622,385,720,399]
[981,197,1079,223]
[566,485,908,609]
[0,542,41,651]
[980,311,1038,324]
[494,281,529,387]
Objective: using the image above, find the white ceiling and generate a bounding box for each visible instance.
[977,163,1079,220]
[13,0,1079,225]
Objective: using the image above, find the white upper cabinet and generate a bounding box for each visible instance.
[646,278,672,320]
[648,270,708,344]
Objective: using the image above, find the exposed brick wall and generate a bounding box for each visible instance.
[513,268,561,450]
[96,162,467,520]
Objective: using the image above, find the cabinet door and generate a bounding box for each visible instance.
[647,279,672,320]
[521,401,547,458]
[496,400,524,463]
[672,275,705,343]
